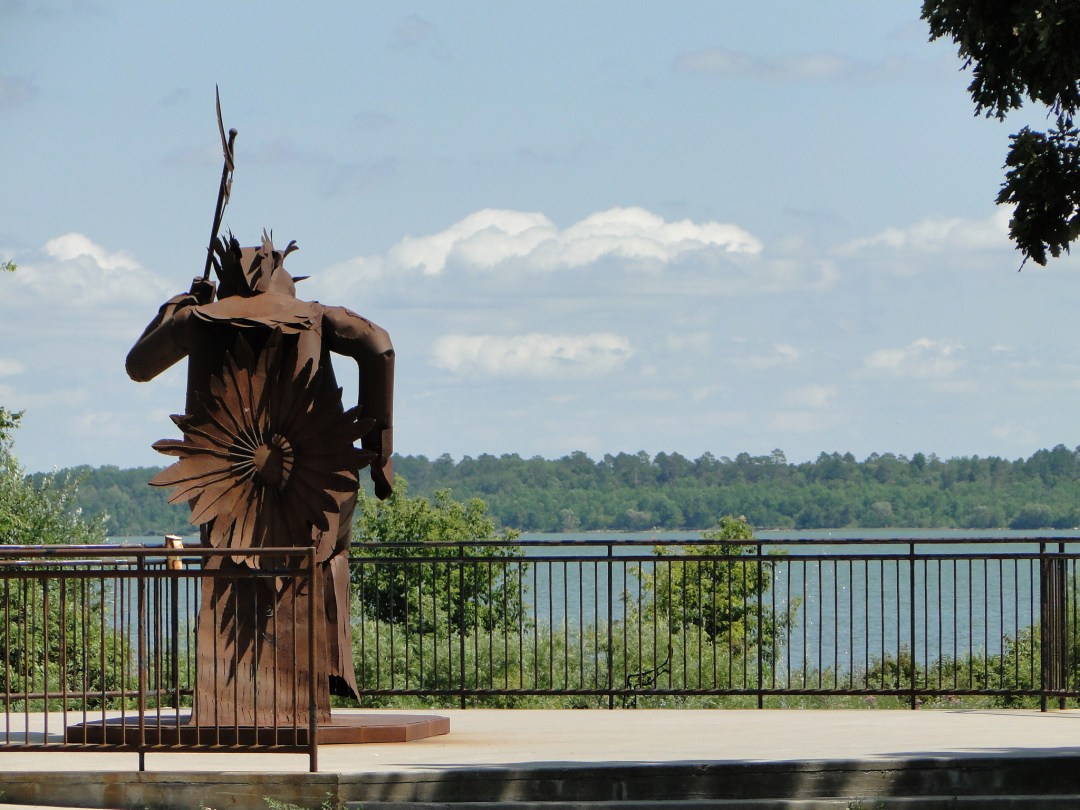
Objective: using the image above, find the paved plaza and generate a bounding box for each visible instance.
[3,709,1080,808]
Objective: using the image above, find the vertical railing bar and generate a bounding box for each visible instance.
[770,553,778,693]
[458,548,467,708]
[803,559,809,690]
[1058,542,1067,710]
[909,544,917,709]
[660,561,669,695]
[403,558,410,692]
[816,559,822,691]
[488,561,495,692]
[786,560,793,691]
[596,561,604,695]
[607,544,614,709]
[742,556,749,692]
[843,558,851,693]
[532,557,539,693]
[696,553,703,693]
[307,549,318,773]
[757,542,764,706]
[504,559,511,692]
[923,556,930,693]
[59,575,68,735]
[520,558,527,692]
[997,557,1005,691]
[863,560,870,691]
[547,560,554,698]
[137,557,147,768]
[951,558,958,693]
[831,558,838,693]
[3,577,10,744]
[604,561,613,699]
[42,573,50,743]
[1040,541,1048,712]
[972,561,980,695]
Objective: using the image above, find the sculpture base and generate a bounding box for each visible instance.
[67,712,450,746]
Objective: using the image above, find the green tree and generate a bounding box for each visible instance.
[0,408,107,546]
[637,516,795,658]
[922,0,1080,265]
[0,406,129,709]
[350,478,527,634]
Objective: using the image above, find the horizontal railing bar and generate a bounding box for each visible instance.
[350,536,1080,549]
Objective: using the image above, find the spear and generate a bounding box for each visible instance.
[202,86,237,282]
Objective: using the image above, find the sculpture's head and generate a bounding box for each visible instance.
[212,230,307,298]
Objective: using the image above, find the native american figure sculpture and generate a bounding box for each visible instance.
[126,231,394,725]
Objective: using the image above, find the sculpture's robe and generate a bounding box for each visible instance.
[128,290,393,726]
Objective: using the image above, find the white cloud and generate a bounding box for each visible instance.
[736,342,803,369]
[0,359,24,378]
[863,338,963,379]
[14,233,168,306]
[788,384,836,408]
[348,207,762,277]
[44,233,140,270]
[836,210,1011,259]
[432,333,634,378]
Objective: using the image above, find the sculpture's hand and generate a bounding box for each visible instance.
[364,427,394,500]
[189,276,217,305]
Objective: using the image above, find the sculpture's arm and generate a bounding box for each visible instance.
[323,305,395,499]
[125,293,197,382]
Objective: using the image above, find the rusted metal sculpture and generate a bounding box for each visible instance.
[125,99,394,726]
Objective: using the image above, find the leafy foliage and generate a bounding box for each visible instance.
[922,0,1080,264]
[0,408,107,546]
[29,465,191,538]
[0,404,131,709]
[636,516,795,662]
[350,479,527,634]
[54,443,1080,534]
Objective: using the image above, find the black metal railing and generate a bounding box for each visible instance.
[349,536,1080,709]
[0,544,319,771]
[3,535,1077,769]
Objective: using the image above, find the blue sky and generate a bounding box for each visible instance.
[3,1,1079,473]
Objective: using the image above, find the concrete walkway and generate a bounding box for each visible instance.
[2,709,1080,807]
[2,708,1079,772]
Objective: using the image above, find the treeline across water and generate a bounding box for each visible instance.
[396,447,1080,532]
[42,443,1080,536]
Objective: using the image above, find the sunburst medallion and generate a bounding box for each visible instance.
[150,330,376,566]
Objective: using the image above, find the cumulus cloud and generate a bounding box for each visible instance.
[432,333,634,378]
[0,359,24,378]
[863,338,963,379]
[836,210,1011,257]
[13,233,168,306]
[736,342,803,369]
[672,48,859,80]
[330,206,762,285]
[788,384,836,408]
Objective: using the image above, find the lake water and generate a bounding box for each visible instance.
[117,529,1080,672]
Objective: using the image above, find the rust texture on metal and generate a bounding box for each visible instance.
[125,96,395,726]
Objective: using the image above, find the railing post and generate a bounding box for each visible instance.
[1060,541,1069,711]
[1039,541,1052,713]
[607,543,614,710]
[1039,540,1068,713]
[308,547,319,773]
[909,542,917,710]
[756,540,764,709]
[137,555,147,771]
[459,543,467,709]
